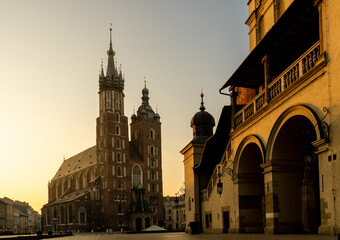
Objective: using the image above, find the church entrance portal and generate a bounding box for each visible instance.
[136,217,142,231]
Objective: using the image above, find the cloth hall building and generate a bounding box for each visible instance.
[42,29,164,232]
[183,0,340,235]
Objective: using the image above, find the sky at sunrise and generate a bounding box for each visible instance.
[0,0,249,212]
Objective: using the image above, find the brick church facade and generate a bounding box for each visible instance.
[41,29,164,232]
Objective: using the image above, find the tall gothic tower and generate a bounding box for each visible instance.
[129,82,163,229]
[96,28,130,228]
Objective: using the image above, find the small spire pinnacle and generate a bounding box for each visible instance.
[144,77,146,88]
[156,105,158,114]
[100,59,105,77]
[109,23,113,51]
[200,90,206,111]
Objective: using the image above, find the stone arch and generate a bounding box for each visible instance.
[263,105,322,233]
[233,135,265,176]
[233,135,266,233]
[266,105,323,163]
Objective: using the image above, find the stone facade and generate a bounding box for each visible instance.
[41,29,163,233]
[0,197,40,234]
[183,0,340,235]
[163,196,185,230]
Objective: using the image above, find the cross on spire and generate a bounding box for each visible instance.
[200,89,206,111]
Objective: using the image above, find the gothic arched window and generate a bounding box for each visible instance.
[117,152,121,163]
[68,205,73,223]
[150,129,155,139]
[116,113,120,123]
[116,138,121,149]
[117,166,122,177]
[116,125,120,135]
[132,165,142,187]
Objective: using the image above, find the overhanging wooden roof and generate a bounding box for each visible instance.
[220,0,319,90]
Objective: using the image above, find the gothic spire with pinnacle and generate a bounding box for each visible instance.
[106,26,116,77]
[100,59,105,78]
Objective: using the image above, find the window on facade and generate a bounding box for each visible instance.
[106,91,111,109]
[151,158,155,167]
[150,146,154,155]
[168,216,171,221]
[117,152,121,163]
[115,93,120,109]
[60,206,65,224]
[118,180,122,190]
[274,0,283,22]
[46,209,50,225]
[151,171,155,180]
[135,130,139,140]
[150,129,155,139]
[101,166,105,177]
[116,125,120,135]
[83,174,87,188]
[117,166,122,177]
[68,205,73,223]
[116,139,121,149]
[132,165,142,187]
[116,113,120,122]
[257,15,265,43]
[53,207,57,219]
[79,211,86,224]
[152,184,155,192]
[112,137,114,148]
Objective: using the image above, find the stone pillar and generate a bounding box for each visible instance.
[262,55,271,103]
[314,0,326,53]
[261,162,278,234]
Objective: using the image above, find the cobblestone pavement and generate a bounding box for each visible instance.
[50,232,338,240]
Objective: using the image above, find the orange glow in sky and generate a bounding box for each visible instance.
[0,0,248,212]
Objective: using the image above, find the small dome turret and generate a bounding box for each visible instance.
[191,92,215,138]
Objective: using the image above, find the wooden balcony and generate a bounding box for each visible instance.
[234,41,325,129]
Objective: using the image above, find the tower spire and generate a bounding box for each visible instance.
[200,90,206,111]
[100,59,105,78]
[106,25,115,77]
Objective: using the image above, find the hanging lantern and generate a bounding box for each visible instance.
[217,178,223,195]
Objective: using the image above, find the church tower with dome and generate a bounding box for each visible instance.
[180,92,215,233]
[41,28,163,233]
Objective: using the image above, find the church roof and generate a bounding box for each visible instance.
[44,187,91,207]
[52,146,97,181]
